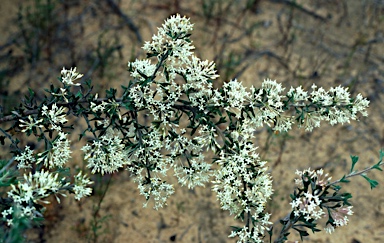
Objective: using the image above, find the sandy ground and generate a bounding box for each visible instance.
[0,0,383,242]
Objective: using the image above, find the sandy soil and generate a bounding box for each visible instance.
[0,0,383,242]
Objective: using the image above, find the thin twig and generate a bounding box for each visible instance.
[270,0,328,22]
[105,0,142,43]
[329,163,383,186]
[0,158,15,175]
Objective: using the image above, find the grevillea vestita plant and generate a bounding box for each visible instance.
[0,15,382,243]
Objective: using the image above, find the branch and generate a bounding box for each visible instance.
[0,97,106,124]
[270,0,328,22]
[105,0,143,43]
[329,162,383,186]
[0,158,15,175]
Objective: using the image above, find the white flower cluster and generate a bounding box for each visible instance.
[129,14,220,118]
[324,206,353,234]
[37,131,72,168]
[19,115,43,133]
[123,15,222,209]
[60,67,83,86]
[295,84,369,130]
[124,129,175,209]
[223,79,249,112]
[212,123,273,242]
[89,97,122,122]
[166,127,213,189]
[42,103,68,131]
[82,127,128,175]
[8,140,92,226]
[290,192,325,221]
[133,171,175,210]
[15,145,36,169]
[73,171,93,201]
[173,154,212,189]
[15,133,72,170]
[228,214,271,243]
[129,59,157,82]
[292,168,354,234]
[294,168,332,187]
[124,15,369,242]
[291,169,331,221]
[3,170,68,226]
[142,14,195,66]
[120,122,213,208]
[223,79,370,132]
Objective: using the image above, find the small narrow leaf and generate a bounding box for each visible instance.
[372,163,383,171]
[75,90,83,98]
[339,175,350,183]
[350,155,359,173]
[361,175,379,189]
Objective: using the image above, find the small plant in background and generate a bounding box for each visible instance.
[87,174,113,243]
[15,0,57,66]
[0,14,381,243]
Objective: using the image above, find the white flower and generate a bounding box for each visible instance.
[73,171,93,200]
[223,79,249,111]
[324,224,335,234]
[287,85,308,104]
[174,154,212,189]
[134,172,175,210]
[129,59,157,81]
[42,103,67,130]
[5,170,69,224]
[82,127,128,175]
[184,56,219,82]
[15,146,36,169]
[61,67,83,86]
[19,115,43,133]
[37,132,72,168]
[142,14,194,58]
[90,100,107,112]
[331,206,353,227]
[51,88,69,102]
[301,112,321,132]
[274,115,294,132]
[330,85,350,105]
[212,123,273,241]
[352,93,369,117]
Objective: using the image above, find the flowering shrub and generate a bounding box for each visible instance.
[0,14,382,242]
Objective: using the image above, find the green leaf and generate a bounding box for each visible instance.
[140,77,153,86]
[28,88,35,97]
[339,175,350,183]
[79,130,86,141]
[75,90,83,98]
[372,163,383,171]
[146,52,159,58]
[229,226,243,232]
[350,155,359,173]
[361,175,379,189]
[215,116,227,126]
[293,227,309,240]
